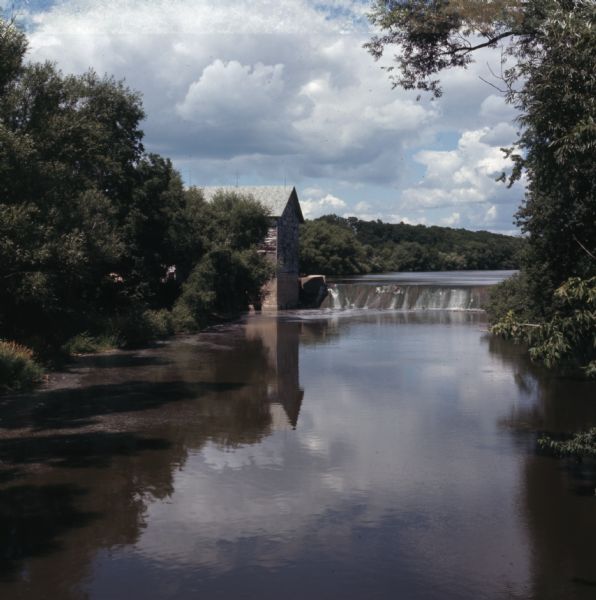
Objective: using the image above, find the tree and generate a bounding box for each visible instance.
[0,18,186,350]
[0,19,277,367]
[366,0,595,321]
[366,0,542,98]
[172,190,272,327]
[300,219,369,275]
[491,276,596,377]
[0,18,26,92]
[509,5,596,315]
[300,214,522,275]
[365,1,595,374]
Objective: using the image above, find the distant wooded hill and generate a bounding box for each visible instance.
[300,215,524,276]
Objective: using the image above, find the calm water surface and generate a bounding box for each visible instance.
[1,273,595,599]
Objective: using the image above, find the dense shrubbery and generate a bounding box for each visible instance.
[61,308,178,354]
[0,340,44,392]
[485,272,534,323]
[0,19,271,389]
[300,219,369,275]
[300,215,523,276]
[171,190,272,329]
[62,332,120,355]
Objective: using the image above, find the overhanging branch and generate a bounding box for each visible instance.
[439,31,516,57]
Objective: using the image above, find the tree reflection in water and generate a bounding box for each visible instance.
[0,316,303,597]
[486,334,596,599]
[1,313,595,600]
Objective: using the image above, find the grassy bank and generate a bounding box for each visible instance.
[62,309,177,355]
[0,305,248,394]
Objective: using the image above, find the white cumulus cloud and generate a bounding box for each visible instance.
[301,191,347,218]
[19,0,526,232]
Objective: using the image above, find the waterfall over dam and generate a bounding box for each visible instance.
[321,282,490,311]
[317,271,517,312]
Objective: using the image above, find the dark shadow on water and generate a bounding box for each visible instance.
[0,431,171,470]
[0,468,22,485]
[485,331,596,598]
[0,381,244,431]
[564,460,596,497]
[0,319,306,595]
[70,353,173,370]
[0,483,99,581]
[487,333,596,498]
[572,577,596,588]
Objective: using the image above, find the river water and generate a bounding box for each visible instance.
[1,272,595,599]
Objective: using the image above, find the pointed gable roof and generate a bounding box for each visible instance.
[201,186,304,223]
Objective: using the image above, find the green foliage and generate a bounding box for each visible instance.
[143,309,176,339]
[0,340,44,392]
[366,0,530,97]
[62,308,176,353]
[485,272,534,324]
[62,332,120,355]
[204,191,273,250]
[0,39,153,348]
[112,309,175,348]
[300,214,523,275]
[0,18,26,92]
[490,277,596,376]
[173,247,273,328]
[539,428,596,459]
[173,191,273,328]
[367,2,596,374]
[528,277,596,373]
[509,3,596,316]
[0,19,276,372]
[300,219,369,275]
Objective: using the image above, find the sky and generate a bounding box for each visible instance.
[5,0,525,233]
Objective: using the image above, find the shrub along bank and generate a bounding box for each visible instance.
[0,341,44,392]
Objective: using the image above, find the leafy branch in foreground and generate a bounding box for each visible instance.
[490,277,596,377]
[365,0,537,97]
[539,428,596,459]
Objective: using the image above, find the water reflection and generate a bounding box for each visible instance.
[485,334,596,600]
[245,318,303,428]
[0,312,595,599]
[0,318,303,596]
[486,334,596,433]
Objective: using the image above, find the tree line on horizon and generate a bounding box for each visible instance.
[300,214,523,276]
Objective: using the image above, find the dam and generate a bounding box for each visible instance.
[320,270,516,311]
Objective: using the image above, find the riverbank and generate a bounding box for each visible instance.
[0,270,515,394]
[0,308,246,394]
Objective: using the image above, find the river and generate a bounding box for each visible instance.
[1,271,595,599]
